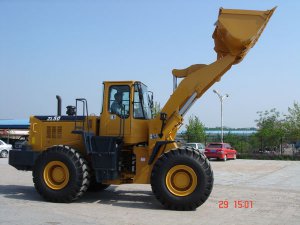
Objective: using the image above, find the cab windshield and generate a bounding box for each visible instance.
[133,82,152,119]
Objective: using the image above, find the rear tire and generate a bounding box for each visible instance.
[33,145,90,202]
[151,147,214,210]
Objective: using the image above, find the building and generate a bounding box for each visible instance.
[0,119,30,144]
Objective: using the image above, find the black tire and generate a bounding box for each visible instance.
[222,155,227,161]
[88,175,110,192]
[0,150,8,158]
[32,145,90,202]
[151,147,214,210]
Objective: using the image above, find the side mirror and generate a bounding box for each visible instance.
[160,112,167,121]
[158,112,167,138]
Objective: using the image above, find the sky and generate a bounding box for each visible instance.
[0,0,299,128]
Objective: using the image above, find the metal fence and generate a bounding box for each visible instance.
[209,133,300,159]
[181,132,300,160]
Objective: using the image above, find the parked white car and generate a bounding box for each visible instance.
[185,142,205,153]
[0,140,12,158]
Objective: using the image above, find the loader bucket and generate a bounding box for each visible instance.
[213,7,276,64]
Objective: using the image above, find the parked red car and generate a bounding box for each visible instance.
[204,143,237,161]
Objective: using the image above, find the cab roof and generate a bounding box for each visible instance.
[102,81,148,87]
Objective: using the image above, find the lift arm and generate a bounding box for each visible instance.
[148,7,276,147]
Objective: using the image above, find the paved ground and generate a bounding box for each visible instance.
[0,158,299,225]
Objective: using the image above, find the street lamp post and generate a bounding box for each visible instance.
[213,89,229,143]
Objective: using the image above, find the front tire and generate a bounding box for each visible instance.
[33,145,90,202]
[151,147,214,210]
[222,155,227,161]
[0,150,8,158]
[233,154,237,160]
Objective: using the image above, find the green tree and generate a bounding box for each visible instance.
[255,108,285,148]
[285,102,300,139]
[184,115,206,143]
[152,101,161,118]
[224,132,253,153]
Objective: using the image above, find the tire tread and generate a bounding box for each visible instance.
[151,147,214,211]
[32,145,90,203]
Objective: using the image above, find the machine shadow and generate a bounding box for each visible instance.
[79,186,164,210]
[0,184,42,201]
[0,185,164,210]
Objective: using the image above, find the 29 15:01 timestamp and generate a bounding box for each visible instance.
[218,200,253,209]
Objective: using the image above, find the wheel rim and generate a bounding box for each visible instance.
[165,165,197,197]
[43,161,70,190]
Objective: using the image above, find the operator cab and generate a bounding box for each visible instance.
[100,81,153,144]
[107,82,152,120]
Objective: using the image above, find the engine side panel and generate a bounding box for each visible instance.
[29,115,98,154]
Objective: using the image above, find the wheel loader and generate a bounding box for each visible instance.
[9,7,275,210]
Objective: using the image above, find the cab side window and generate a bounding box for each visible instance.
[108,85,130,118]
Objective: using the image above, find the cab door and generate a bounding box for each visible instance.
[100,83,132,137]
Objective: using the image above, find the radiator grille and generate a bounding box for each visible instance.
[46,126,62,139]
[57,126,62,138]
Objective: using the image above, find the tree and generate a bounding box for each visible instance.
[255,108,285,149]
[152,101,161,118]
[184,115,206,143]
[285,102,300,139]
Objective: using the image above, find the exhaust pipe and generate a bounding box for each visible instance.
[56,95,62,116]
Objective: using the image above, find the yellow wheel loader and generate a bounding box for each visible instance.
[9,7,275,210]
